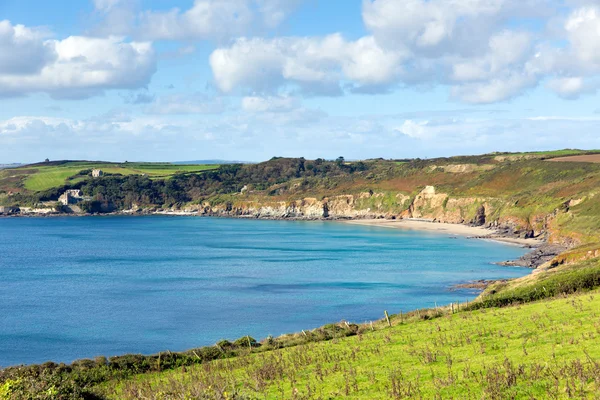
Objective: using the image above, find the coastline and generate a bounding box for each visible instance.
[3,211,563,269]
[343,218,543,247]
[343,218,565,269]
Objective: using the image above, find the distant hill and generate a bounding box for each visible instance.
[0,163,22,170]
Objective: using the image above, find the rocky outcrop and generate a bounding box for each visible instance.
[429,164,495,174]
[0,206,20,215]
[192,195,381,220]
[472,205,486,226]
[497,244,566,268]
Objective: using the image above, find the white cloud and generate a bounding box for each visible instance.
[546,77,598,98]
[0,20,55,75]
[210,34,404,95]
[206,0,600,103]
[0,21,156,98]
[396,120,430,138]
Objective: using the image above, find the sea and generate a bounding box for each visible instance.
[0,216,529,366]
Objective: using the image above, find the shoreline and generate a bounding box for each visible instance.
[343,218,565,269]
[343,218,543,247]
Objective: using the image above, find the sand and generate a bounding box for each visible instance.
[344,219,543,247]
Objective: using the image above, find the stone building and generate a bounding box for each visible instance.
[92,169,103,178]
[59,190,83,206]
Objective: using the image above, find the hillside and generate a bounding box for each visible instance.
[2,150,600,247]
[100,287,600,399]
[0,161,218,193]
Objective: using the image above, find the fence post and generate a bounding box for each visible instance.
[384,310,391,327]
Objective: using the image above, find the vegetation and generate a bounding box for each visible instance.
[0,161,218,193]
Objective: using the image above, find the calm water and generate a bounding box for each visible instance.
[0,216,529,366]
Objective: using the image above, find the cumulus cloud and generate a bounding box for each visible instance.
[210,34,404,95]
[0,20,55,75]
[0,21,156,98]
[206,0,600,103]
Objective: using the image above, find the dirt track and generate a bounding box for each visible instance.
[548,154,600,163]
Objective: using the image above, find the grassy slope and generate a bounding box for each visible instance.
[98,287,600,399]
[1,162,219,193]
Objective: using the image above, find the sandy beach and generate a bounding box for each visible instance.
[344,219,543,247]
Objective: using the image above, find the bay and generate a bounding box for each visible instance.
[0,216,528,366]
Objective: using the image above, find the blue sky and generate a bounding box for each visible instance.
[1,0,600,163]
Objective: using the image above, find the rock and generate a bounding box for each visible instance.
[497,244,566,268]
[472,205,486,226]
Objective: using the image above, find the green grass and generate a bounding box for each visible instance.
[13,162,219,192]
[96,289,600,399]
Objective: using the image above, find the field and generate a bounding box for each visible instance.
[95,289,600,399]
[0,162,219,193]
[492,149,600,158]
[549,154,600,163]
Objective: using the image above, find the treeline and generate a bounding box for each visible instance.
[11,158,371,211]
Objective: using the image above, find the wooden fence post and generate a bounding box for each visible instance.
[384,310,391,327]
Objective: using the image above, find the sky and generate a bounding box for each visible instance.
[1,0,600,163]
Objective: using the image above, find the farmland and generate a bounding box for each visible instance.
[0,162,219,193]
[549,154,600,163]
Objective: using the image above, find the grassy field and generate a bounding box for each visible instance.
[94,288,600,399]
[1,162,219,192]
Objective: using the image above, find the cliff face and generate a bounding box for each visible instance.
[178,185,573,246]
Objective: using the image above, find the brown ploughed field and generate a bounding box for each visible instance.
[548,154,600,163]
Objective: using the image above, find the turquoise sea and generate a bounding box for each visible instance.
[0,216,529,366]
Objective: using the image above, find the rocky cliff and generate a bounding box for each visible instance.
[171,185,574,246]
